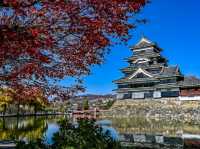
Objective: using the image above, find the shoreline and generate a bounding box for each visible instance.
[0,113,65,118]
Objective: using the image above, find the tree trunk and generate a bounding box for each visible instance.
[2,116,5,130]
[3,104,6,117]
[17,102,20,117]
[16,116,19,129]
[34,104,37,117]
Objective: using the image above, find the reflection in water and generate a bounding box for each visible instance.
[44,123,60,144]
[0,116,62,143]
[1,116,200,148]
[104,117,200,148]
[109,117,200,137]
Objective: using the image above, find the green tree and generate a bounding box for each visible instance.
[104,100,115,110]
[52,119,122,149]
[28,92,48,116]
[83,99,89,110]
[17,119,122,149]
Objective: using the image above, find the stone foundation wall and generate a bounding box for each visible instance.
[120,133,183,149]
[100,98,200,121]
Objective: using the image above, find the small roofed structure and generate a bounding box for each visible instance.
[114,37,200,100]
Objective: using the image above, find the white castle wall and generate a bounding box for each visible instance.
[179,96,200,101]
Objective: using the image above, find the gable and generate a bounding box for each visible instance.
[129,68,153,79]
[136,37,152,46]
[135,73,149,78]
[132,37,154,50]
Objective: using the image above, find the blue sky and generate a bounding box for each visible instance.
[65,0,200,95]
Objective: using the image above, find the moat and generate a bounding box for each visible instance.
[1,116,200,148]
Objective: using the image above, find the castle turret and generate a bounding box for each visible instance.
[114,37,185,100]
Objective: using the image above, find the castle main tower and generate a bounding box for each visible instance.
[114,37,200,100]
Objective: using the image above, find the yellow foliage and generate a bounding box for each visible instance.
[0,88,13,107]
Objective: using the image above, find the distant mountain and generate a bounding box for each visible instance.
[70,94,116,101]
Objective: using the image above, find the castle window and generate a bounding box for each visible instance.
[135,73,147,78]
[118,85,130,88]
[144,92,153,98]
[160,79,176,84]
[161,91,179,97]
[149,61,153,65]
[123,93,132,99]
[148,69,161,74]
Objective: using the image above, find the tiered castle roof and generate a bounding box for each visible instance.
[114,37,200,99]
[114,37,182,83]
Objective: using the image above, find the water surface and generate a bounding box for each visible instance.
[0,116,62,143]
[1,116,200,145]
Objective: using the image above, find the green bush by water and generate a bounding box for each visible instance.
[16,119,123,149]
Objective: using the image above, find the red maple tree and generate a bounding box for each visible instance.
[0,0,147,99]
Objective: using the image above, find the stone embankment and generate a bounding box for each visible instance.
[100,98,200,121]
[120,133,183,149]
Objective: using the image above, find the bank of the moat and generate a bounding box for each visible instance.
[1,114,200,148]
[100,99,200,121]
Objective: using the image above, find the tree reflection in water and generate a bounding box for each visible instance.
[0,116,61,142]
[109,117,200,137]
[1,116,200,148]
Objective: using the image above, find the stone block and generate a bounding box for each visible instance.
[120,134,134,142]
[155,135,164,144]
[145,134,156,143]
[164,136,183,145]
[133,134,146,142]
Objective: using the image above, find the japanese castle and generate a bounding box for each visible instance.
[114,37,200,100]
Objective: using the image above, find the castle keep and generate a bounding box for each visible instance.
[114,37,200,100]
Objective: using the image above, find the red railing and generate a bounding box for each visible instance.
[72,109,108,119]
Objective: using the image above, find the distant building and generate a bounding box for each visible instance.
[114,37,200,100]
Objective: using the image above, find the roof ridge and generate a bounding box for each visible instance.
[135,37,153,45]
